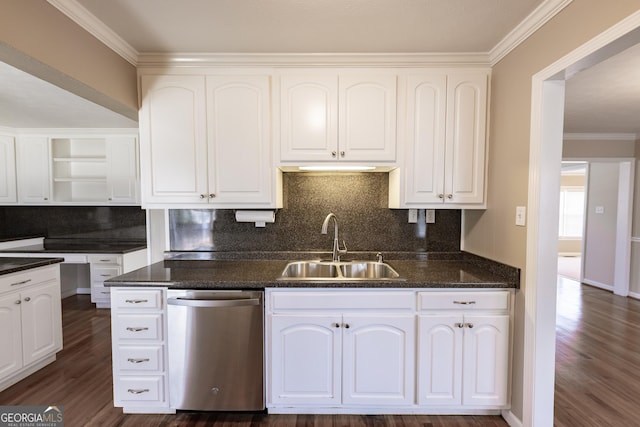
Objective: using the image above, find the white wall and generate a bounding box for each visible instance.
[583,162,620,289]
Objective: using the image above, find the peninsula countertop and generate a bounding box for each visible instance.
[105,251,520,289]
[0,257,65,276]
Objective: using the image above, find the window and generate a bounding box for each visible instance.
[559,187,585,238]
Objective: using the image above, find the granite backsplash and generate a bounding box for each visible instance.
[0,206,147,242]
[170,173,461,253]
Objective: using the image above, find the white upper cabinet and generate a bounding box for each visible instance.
[139,73,277,208]
[106,136,139,204]
[279,71,397,164]
[139,75,208,204]
[17,136,51,204]
[0,135,17,204]
[391,70,489,208]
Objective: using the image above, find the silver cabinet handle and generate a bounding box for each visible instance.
[125,299,148,304]
[466,323,474,328]
[453,301,476,305]
[100,274,113,277]
[331,151,337,158]
[99,259,111,262]
[438,194,444,199]
[24,297,31,302]
[127,358,150,364]
[447,194,453,199]
[209,193,215,198]
[15,300,21,305]
[11,279,31,287]
[340,151,345,157]
[127,389,149,394]
[454,322,464,328]
[343,323,350,329]
[101,291,110,294]
[126,327,149,332]
[168,297,259,308]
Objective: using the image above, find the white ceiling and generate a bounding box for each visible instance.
[2,0,639,137]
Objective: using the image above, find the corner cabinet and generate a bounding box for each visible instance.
[0,264,62,392]
[266,288,511,415]
[390,70,489,209]
[278,71,397,164]
[139,73,278,208]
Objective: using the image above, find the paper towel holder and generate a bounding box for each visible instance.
[234,210,276,227]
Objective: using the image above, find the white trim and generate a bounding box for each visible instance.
[581,278,614,292]
[613,160,634,296]
[490,0,573,65]
[501,409,524,427]
[628,291,640,300]
[46,0,139,65]
[526,8,640,427]
[563,132,638,141]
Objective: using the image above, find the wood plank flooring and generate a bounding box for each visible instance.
[0,294,508,427]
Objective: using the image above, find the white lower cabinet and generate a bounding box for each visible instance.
[90,250,148,308]
[0,264,62,391]
[267,288,511,414]
[111,287,173,413]
[417,291,510,409]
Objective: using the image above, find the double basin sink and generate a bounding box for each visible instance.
[277,260,405,282]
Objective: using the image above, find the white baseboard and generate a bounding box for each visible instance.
[501,409,523,427]
[582,278,613,292]
[76,288,91,295]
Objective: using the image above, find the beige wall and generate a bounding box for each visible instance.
[463,0,640,421]
[563,138,636,158]
[0,0,138,120]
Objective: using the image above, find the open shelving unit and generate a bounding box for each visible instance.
[51,138,108,203]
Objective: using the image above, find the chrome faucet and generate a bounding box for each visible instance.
[321,213,347,262]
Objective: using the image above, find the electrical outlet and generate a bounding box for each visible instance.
[408,209,418,223]
[515,206,526,226]
[426,209,435,224]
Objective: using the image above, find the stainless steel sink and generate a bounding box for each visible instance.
[277,260,405,281]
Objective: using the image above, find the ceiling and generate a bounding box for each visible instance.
[2,0,639,137]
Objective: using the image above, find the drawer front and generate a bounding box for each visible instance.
[89,254,121,265]
[0,265,58,295]
[91,284,111,300]
[270,290,415,312]
[91,266,122,282]
[116,314,163,341]
[117,345,164,372]
[115,376,164,403]
[113,289,163,310]
[418,291,509,311]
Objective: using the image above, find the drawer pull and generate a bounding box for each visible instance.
[453,300,476,305]
[126,327,149,332]
[99,259,112,262]
[454,322,464,328]
[101,291,110,294]
[100,274,113,277]
[11,279,32,287]
[24,297,31,302]
[127,388,150,395]
[125,299,149,304]
[127,358,150,364]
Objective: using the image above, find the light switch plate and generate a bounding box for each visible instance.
[408,209,418,223]
[426,209,436,224]
[595,206,605,214]
[515,206,526,226]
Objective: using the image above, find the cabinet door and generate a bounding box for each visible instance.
[339,75,397,162]
[139,75,208,204]
[270,315,341,405]
[20,282,62,366]
[444,73,487,204]
[417,315,463,406]
[206,75,272,205]
[404,74,448,204]
[0,292,23,379]
[342,315,415,405]
[17,136,51,204]
[0,135,17,204]
[279,75,338,162]
[462,314,509,406]
[106,136,138,204]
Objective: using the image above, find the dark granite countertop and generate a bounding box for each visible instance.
[0,257,65,276]
[0,238,147,255]
[105,252,520,290]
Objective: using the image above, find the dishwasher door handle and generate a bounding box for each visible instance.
[167,297,261,308]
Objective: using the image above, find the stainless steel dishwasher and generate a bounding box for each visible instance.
[167,289,264,411]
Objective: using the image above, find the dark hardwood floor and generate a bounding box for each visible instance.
[0,294,508,427]
[8,278,638,426]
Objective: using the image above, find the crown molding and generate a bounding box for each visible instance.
[489,0,573,66]
[136,52,491,67]
[563,132,638,141]
[47,0,139,65]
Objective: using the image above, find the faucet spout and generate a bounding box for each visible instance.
[321,213,347,262]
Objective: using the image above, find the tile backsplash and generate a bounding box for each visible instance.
[170,173,461,253]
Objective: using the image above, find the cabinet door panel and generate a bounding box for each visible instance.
[462,314,509,406]
[206,76,272,204]
[140,75,208,203]
[339,75,397,161]
[418,315,462,405]
[404,74,447,204]
[0,135,17,203]
[20,282,62,366]
[0,293,23,378]
[17,136,50,204]
[445,74,487,204]
[342,315,415,405]
[106,136,138,204]
[280,75,338,161]
[270,315,341,405]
